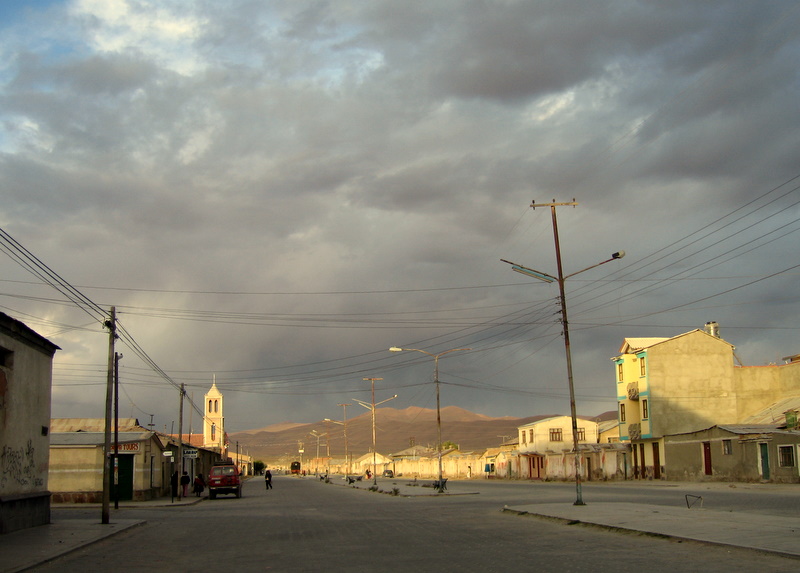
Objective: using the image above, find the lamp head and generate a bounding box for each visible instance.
[611,251,626,259]
[389,347,403,352]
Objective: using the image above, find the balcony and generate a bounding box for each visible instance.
[626,382,639,400]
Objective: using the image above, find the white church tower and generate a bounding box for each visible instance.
[203,378,225,452]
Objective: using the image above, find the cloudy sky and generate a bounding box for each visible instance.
[2,0,799,434]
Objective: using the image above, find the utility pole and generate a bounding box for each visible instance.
[365,378,381,485]
[533,199,583,505]
[338,403,350,475]
[114,351,122,510]
[177,383,185,500]
[101,306,116,524]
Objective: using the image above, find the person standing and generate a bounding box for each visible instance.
[265,469,273,490]
[180,471,190,497]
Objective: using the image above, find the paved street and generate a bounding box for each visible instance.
[17,477,800,572]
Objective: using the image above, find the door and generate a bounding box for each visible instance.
[111,454,135,501]
[759,443,770,480]
[639,443,646,479]
[652,443,661,479]
[702,442,712,476]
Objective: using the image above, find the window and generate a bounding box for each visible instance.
[722,439,733,455]
[640,356,646,377]
[521,431,526,444]
[642,399,649,420]
[778,445,796,468]
[0,346,13,368]
[211,424,216,441]
[208,400,213,413]
[576,428,586,441]
[617,363,623,382]
[620,403,626,423]
[549,428,563,442]
[529,429,534,442]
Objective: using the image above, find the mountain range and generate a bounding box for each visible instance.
[229,406,616,464]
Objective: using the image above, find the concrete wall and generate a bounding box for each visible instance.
[732,362,800,421]
[646,332,737,437]
[0,315,58,533]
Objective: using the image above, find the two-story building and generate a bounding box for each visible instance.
[517,415,598,480]
[613,322,800,480]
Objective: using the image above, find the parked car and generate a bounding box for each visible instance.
[382,469,394,478]
[208,463,242,499]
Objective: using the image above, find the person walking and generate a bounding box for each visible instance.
[265,469,273,490]
[193,473,205,497]
[180,471,190,497]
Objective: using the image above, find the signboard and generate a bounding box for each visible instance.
[163,451,174,457]
[183,449,198,458]
[111,442,140,453]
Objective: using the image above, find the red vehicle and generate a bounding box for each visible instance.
[290,461,301,474]
[208,463,242,499]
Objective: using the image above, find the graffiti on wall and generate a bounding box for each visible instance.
[1,439,42,488]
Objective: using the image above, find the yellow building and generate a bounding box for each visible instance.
[613,324,800,480]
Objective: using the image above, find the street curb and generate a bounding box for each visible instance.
[500,508,800,560]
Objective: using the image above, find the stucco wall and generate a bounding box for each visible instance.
[0,329,55,497]
[646,332,738,437]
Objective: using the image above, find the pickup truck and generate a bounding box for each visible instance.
[208,464,242,499]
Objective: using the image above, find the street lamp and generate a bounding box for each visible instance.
[389,347,470,493]
[502,199,625,506]
[353,378,397,485]
[325,408,349,476]
[309,430,325,476]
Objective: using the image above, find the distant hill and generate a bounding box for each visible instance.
[229,406,612,465]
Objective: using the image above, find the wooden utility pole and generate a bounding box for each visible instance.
[114,351,122,509]
[177,383,185,499]
[531,199,584,505]
[101,306,116,524]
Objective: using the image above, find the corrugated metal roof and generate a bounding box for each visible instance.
[619,337,669,353]
[51,418,142,432]
[50,431,155,446]
[743,396,800,425]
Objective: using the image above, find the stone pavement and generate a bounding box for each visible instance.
[2,481,797,571]
[0,496,201,573]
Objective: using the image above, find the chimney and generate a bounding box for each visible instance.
[704,321,720,338]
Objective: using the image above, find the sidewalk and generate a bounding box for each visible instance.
[0,496,201,573]
[503,501,800,559]
[334,476,799,558]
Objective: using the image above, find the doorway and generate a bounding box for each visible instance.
[702,442,712,476]
[111,454,135,501]
[759,443,770,480]
[652,443,661,479]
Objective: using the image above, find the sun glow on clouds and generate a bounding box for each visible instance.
[70,0,206,75]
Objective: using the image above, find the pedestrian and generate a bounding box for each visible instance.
[193,473,205,497]
[171,471,179,498]
[265,469,273,490]
[180,471,190,497]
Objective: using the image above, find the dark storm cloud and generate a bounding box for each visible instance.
[0,0,798,430]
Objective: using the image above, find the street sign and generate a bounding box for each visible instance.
[163,451,173,456]
[183,449,198,458]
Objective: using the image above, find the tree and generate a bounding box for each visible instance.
[441,441,459,451]
[253,460,265,474]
